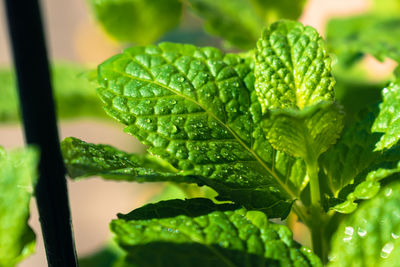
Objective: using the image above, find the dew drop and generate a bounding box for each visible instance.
[171,100,177,105]
[386,187,393,197]
[343,226,354,242]
[357,227,367,237]
[392,233,399,239]
[381,242,394,258]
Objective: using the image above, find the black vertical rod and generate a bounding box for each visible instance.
[3,0,78,266]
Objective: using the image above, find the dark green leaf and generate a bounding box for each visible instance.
[0,147,38,266]
[89,0,182,44]
[329,182,400,266]
[96,42,307,218]
[79,241,125,267]
[111,198,322,267]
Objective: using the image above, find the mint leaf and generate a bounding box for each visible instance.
[187,0,264,49]
[329,182,400,266]
[320,109,382,195]
[0,146,38,266]
[0,63,102,122]
[331,162,400,213]
[97,42,307,218]
[263,102,344,160]
[372,82,400,151]
[255,21,335,111]
[88,0,182,44]
[111,198,322,267]
[61,137,196,184]
[326,15,400,64]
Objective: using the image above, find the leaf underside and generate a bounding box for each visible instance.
[263,102,344,160]
[96,41,308,218]
[112,198,322,267]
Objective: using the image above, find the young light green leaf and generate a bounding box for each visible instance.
[255,21,335,111]
[111,198,322,267]
[97,42,306,218]
[0,146,38,267]
[331,162,400,213]
[88,0,182,44]
[372,82,400,151]
[0,63,102,122]
[326,15,400,64]
[187,0,263,49]
[329,182,400,267]
[263,102,344,160]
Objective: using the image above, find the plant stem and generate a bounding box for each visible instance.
[306,159,320,207]
[304,157,329,263]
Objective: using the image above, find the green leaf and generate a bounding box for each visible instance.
[0,63,102,122]
[255,20,335,111]
[111,198,322,267]
[79,240,125,267]
[372,82,400,151]
[331,162,400,213]
[97,42,307,218]
[326,15,400,64]
[263,102,344,160]
[89,0,182,44]
[187,0,264,49]
[328,182,400,267]
[61,137,196,184]
[187,0,306,49]
[0,146,38,266]
[249,0,307,24]
[320,109,383,195]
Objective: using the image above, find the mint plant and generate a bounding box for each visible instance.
[58,15,400,265]
[4,0,400,266]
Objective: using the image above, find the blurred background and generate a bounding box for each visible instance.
[0,0,397,265]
